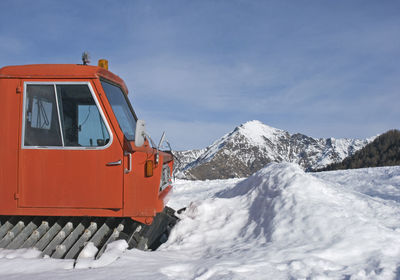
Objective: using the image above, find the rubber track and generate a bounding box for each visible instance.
[0,208,178,260]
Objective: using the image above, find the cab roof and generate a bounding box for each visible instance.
[0,64,128,93]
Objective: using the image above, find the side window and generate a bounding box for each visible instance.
[24,85,62,146]
[57,85,110,147]
[24,83,110,148]
[101,81,137,141]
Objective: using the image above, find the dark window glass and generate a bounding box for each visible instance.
[101,81,137,141]
[24,84,110,148]
[24,85,62,146]
[57,85,110,147]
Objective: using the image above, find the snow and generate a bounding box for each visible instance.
[238,120,286,147]
[204,120,288,163]
[75,240,128,269]
[1,163,400,279]
[176,120,373,179]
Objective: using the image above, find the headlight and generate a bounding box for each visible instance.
[159,164,172,192]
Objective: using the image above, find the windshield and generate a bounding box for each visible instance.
[101,80,137,141]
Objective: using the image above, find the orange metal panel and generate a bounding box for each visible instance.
[0,65,128,94]
[0,79,21,212]
[18,78,124,210]
[123,142,169,219]
[19,148,123,208]
[0,207,123,217]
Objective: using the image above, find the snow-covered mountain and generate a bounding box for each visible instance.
[175,120,374,180]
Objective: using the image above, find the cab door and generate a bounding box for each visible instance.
[97,80,159,217]
[18,81,123,209]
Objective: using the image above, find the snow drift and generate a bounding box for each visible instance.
[164,163,400,279]
[1,163,399,279]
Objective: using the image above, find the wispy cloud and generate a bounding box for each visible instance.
[0,0,399,149]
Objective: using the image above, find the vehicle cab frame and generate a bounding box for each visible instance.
[0,64,173,225]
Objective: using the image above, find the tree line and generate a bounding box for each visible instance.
[315,129,400,172]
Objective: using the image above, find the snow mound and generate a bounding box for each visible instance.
[164,163,400,279]
[75,240,128,269]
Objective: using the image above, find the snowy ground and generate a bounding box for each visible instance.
[1,163,400,279]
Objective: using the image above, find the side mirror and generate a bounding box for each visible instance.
[135,120,146,147]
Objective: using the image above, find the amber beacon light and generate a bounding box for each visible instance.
[98,59,109,70]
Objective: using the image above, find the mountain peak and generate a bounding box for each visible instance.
[240,120,264,127]
[239,120,277,130]
[236,120,286,147]
[175,120,373,180]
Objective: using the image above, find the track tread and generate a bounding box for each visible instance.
[0,212,179,260]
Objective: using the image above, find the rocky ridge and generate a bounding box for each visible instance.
[174,120,374,180]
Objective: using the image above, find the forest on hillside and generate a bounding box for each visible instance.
[316,129,400,171]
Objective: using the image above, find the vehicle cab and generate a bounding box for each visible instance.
[0,61,173,225]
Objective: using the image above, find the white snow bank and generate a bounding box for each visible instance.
[74,240,128,269]
[314,165,400,203]
[0,248,73,274]
[162,163,400,279]
[169,177,243,210]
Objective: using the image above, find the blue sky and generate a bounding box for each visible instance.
[1,0,399,150]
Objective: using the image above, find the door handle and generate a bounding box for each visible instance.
[106,159,122,166]
[124,152,132,174]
